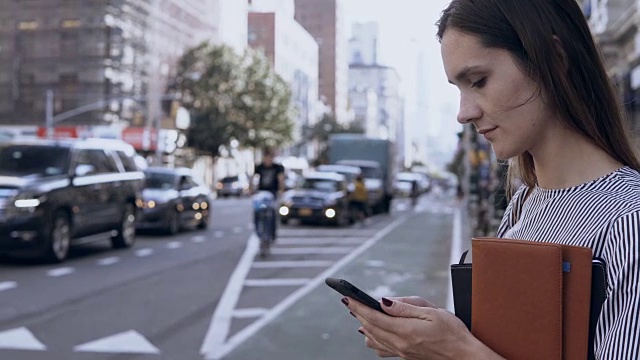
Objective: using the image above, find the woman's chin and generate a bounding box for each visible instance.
[490,144,518,161]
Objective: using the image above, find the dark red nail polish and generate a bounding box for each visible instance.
[382,297,393,307]
[358,329,365,335]
[350,311,356,318]
[341,297,349,306]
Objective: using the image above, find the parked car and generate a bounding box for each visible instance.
[279,172,353,226]
[216,174,251,198]
[137,167,212,234]
[0,138,144,262]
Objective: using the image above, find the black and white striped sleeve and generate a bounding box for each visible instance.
[597,210,640,360]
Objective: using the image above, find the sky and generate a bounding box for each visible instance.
[342,0,461,160]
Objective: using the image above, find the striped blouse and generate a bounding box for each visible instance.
[496,166,640,360]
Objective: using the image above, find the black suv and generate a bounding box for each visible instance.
[0,138,145,262]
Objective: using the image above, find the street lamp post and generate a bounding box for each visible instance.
[45,89,54,138]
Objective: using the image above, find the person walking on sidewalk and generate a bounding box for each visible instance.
[343,0,640,359]
[349,174,369,226]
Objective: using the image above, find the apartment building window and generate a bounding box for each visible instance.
[17,21,38,31]
[61,19,82,29]
[59,73,80,112]
[60,31,79,56]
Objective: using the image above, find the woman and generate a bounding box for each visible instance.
[344,0,640,359]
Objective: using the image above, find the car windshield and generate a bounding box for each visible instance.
[359,166,382,179]
[301,179,338,192]
[222,176,239,183]
[144,172,177,190]
[0,145,71,177]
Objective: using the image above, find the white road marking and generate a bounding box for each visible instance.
[192,235,207,243]
[252,260,333,268]
[232,227,242,234]
[199,235,259,358]
[446,207,462,313]
[244,278,311,287]
[0,281,17,292]
[365,260,386,268]
[74,330,159,354]
[202,216,408,359]
[135,248,154,257]
[0,327,46,351]
[47,267,75,277]
[214,231,224,238]
[396,204,408,212]
[97,257,120,266]
[232,308,269,319]
[166,241,183,249]
[276,238,364,246]
[269,247,353,255]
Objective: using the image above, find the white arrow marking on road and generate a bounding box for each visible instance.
[232,308,268,319]
[214,231,224,238]
[0,327,46,351]
[191,235,207,243]
[166,241,183,249]
[0,281,17,292]
[135,248,154,257]
[74,330,159,354]
[47,267,75,277]
[269,247,353,255]
[97,257,120,266]
[244,278,311,287]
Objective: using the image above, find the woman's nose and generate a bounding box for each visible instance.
[457,94,482,124]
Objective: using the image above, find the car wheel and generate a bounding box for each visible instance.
[44,212,71,263]
[166,209,180,235]
[112,203,136,249]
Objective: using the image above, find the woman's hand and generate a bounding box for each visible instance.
[345,296,494,360]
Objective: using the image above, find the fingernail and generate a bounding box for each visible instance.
[350,311,356,318]
[341,297,349,306]
[358,329,365,335]
[381,297,393,307]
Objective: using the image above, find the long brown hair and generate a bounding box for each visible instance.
[437,0,640,195]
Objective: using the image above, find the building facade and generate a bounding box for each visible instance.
[348,64,402,142]
[248,0,320,159]
[586,0,640,145]
[349,22,379,66]
[212,0,249,54]
[294,0,349,124]
[0,0,220,130]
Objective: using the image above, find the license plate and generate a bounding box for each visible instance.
[299,208,312,216]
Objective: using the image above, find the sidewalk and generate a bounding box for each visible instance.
[224,196,469,360]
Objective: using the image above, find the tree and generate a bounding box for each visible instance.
[308,113,365,165]
[171,43,294,157]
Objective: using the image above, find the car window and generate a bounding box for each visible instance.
[75,149,117,174]
[0,145,70,177]
[301,179,338,192]
[222,176,239,183]
[144,172,176,189]
[116,150,139,172]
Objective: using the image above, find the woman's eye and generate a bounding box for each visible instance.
[471,78,487,89]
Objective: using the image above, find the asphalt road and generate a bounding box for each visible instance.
[0,193,457,360]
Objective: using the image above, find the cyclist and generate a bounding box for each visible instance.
[251,148,285,241]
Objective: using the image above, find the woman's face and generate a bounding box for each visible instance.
[441,29,556,160]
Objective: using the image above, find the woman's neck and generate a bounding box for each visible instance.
[529,126,623,189]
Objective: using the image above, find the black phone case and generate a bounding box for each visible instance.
[325,278,387,314]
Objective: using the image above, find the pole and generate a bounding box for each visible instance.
[45,89,54,138]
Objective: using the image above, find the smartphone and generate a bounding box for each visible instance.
[325,277,388,314]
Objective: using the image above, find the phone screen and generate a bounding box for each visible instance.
[325,277,387,314]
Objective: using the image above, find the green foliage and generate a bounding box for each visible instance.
[173,43,294,157]
[308,112,365,165]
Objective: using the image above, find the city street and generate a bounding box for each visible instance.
[0,192,461,360]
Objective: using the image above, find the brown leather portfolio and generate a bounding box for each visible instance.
[471,238,592,360]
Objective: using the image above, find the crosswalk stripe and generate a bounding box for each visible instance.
[270,247,353,255]
[252,260,333,268]
[245,278,311,287]
[0,281,17,292]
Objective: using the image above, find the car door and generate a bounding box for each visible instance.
[70,149,105,236]
[177,175,197,224]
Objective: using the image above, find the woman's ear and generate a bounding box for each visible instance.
[552,35,569,73]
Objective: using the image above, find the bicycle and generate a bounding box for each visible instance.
[252,191,277,258]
